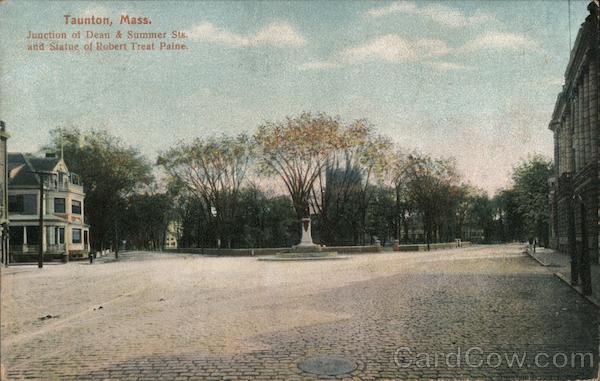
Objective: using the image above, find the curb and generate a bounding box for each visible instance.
[524,247,550,267]
[258,256,350,262]
[553,272,600,309]
[525,247,599,309]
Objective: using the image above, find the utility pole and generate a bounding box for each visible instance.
[579,202,593,295]
[28,170,53,268]
[114,220,119,260]
[1,121,10,267]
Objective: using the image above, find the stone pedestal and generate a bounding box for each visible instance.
[259,217,346,261]
[293,217,321,252]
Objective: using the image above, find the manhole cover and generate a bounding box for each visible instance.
[297,355,357,376]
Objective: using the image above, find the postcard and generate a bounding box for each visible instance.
[1,1,599,380]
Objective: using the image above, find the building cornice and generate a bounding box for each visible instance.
[549,1,599,130]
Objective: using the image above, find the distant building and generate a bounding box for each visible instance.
[461,226,484,243]
[398,212,484,244]
[165,221,180,249]
[8,152,90,259]
[548,2,599,291]
[0,121,8,265]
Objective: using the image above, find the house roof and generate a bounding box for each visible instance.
[29,157,61,172]
[8,153,66,188]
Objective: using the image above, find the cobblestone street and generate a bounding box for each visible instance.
[1,244,598,380]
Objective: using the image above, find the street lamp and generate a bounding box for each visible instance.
[210,206,220,248]
[27,170,53,268]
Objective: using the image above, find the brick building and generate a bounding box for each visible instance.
[548,1,599,293]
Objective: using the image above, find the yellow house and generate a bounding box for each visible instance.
[165,221,180,249]
[8,152,90,260]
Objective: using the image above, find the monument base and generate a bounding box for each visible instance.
[258,251,347,261]
[258,217,349,261]
[259,245,345,261]
[291,244,322,253]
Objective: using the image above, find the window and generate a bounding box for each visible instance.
[70,173,81,186]
[10,226,24,245]
[54,198,66,213]
[8,195,23,213]
[84,230,89,245]
[8,194,37,214]
[47,227,54,245]
[72,200,82,215]
[27,226,40,245]
[72,228,82,244]
[51,227,65,245]
[23,195,37,214]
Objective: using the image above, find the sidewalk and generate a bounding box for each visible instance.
[526,246,600,308]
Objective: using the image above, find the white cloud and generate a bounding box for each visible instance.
[365,1,418,17]
[252,23,306,46]
[341,35,450,63]
[459,31,538,52]
[341,35,417,62]
[419,5,495,29]
[365,1,495,28]
[298,61,340,71]
[413,39,453,58]
[298,35,451,70]
[426,61,471,72]
[188,21,306,48]
[188,23,246,46]
[298,30,537,71]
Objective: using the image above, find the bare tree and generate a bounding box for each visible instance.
[158,133,253,248]
[311,119,393,245]
[254,112,344,220]
[403,154,460,249]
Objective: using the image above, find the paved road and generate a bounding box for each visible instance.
[1,244,598,380]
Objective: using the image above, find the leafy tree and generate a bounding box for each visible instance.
[388,150,417,243]
[367,184,396,245]
[123,192,173,250]
[48,128,153,252]
[403,154,460,249]
[490,188,525,242]
[510,155,553,246]
[317,165,364,245]
[467,190,495,242]
[254,112,345,220]
[158,134,253,248]
[454,186,493,243]
[167,183,297,249]
[235,186,298,248]
[171,192,213,249]
[312,120,393,245]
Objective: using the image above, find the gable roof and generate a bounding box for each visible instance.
[8,153,38,187]
[28,157,61,172]
[8,153,67,188]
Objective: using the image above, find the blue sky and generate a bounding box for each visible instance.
[0,1,590,193]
